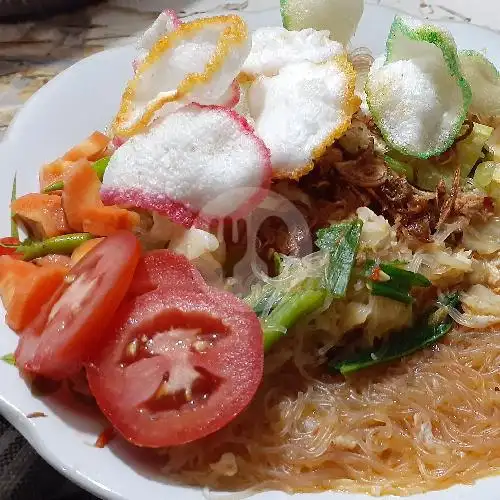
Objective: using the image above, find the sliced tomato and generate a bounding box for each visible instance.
[0,237,21,258]
[87,286,263,448]
[127,250,207,298]
[16,231,141,379]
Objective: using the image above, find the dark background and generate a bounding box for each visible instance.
[0,415,96,499]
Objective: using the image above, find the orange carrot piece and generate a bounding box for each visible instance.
[11,193,70,240]
[39,159,74,192]
[38,131,110,192]
[0,257,66,333]
[82,207,140,236]
[62,132,110,163]
[63,162,139,236]
[62,162,102,232]
[71,238,104,264]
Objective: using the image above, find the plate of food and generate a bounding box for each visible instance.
[1,1,500,500]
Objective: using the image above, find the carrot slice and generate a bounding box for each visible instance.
[11,194,70,240]
[63,132,110,163]
[39,132,110,192]
[0,257,66,332]
[39,159,74,192]
[63,162,139,236]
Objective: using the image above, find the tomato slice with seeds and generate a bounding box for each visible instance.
[16,231,141,380]
[0,237,21,258]
[87,286,263,448]
[127,249,207,298]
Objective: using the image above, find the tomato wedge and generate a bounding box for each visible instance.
[0,237,21,258]
[16,231,141,379]
[87,286,263,448]
[127,249,207,298]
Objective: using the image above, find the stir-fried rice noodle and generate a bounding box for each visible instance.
[163,327,500,496]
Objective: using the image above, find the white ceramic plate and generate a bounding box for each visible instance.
[1,4,500,500]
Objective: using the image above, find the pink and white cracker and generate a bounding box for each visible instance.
[102,104,271,228]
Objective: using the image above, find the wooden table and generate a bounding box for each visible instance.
[1,0,500,139]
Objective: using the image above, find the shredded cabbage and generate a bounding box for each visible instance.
[419,244,473,287]
[463,217,500,255]
[357,207,392,252]
[364,295,412,345]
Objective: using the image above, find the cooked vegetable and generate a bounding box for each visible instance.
[43,181,62,194]
[34,254,72,272]
[11,174,18,240]
[39,132,110,192]
[455,122,493,177]
[389,121,492,191]
[273,252,283,275]
[366,16,471,158]
[63,161,139,236]
[95,426,116,449]
[0,257,67,332]
[262,279,327,351]
[1,353,15,366]
[43,157,111,193]
[379,263,431,288]
[62,131,110,163]
[11,194,70,240]
[370,282,414,304]
[316,219,363,298]
[333,292,460,374]
[245,284,285,317]
[14,233,94,261]
[473,161,500,199]
[39,159,73,193]
[366,261,431,304]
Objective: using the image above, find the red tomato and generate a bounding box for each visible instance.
[87,286,263,448]
[127,249,207,298]
[16,231,141,379]
[0,237,21,258]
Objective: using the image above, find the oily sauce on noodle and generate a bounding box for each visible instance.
[163,326,500,496]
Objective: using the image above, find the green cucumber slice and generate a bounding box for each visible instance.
[460,50,500,116]
[280,0,364,45]
[366,16,472,159]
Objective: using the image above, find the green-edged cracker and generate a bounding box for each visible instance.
[366,16,472,159]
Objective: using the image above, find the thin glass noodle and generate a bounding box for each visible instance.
[163,327,500,497]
